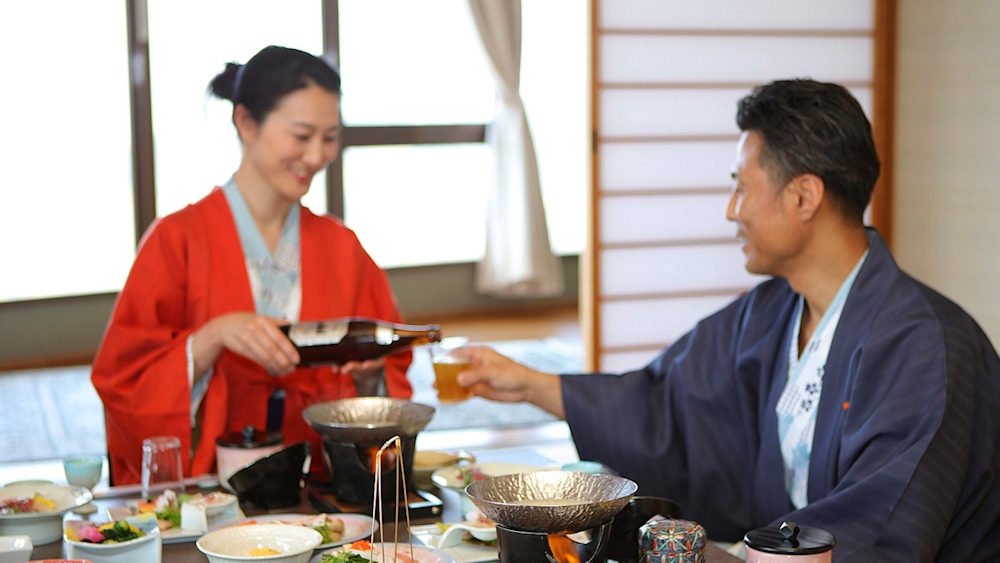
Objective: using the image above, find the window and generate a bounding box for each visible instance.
[520,0,589,257]
[0,2,134,302]
[0,0,586,302]
[148,0,327,217]
[337,0,494,267]
[337,0,588,267]
[338,2,495,126]
[343,144,491,266]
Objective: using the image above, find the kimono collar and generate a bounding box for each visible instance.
[221,176,301,319]
[806,227,901,499]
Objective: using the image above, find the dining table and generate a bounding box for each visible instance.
[26,422,742,562]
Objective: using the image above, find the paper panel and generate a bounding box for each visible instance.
[600,141,735,190]
[599,0,874,31]
[600,193,735,244]
[600,35,873,85]
[600,243,764,296]
[598,349,664,374]
[600,294,741,348]
[600,87,873,137]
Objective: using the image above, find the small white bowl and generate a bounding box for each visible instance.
[64,514,162,563]
[0,535,33,563]
[203,493,239,517]
[413,450,475,491]
[0,484,93,545]
[431,461,542,513]
[65,533,161,563]
[0,481,53,489]
[197,523,322,563]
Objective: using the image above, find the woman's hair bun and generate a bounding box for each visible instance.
[206,46,340,124]
[208,62,243,102]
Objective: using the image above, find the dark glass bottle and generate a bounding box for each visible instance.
[280,317,441,367]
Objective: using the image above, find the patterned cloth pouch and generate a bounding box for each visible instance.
[639,518,707,563]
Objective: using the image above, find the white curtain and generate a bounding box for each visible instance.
[467,0,564,298]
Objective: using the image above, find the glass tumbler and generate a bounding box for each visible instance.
[141,435,184,500]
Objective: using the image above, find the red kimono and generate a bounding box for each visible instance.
[91,188,412,485]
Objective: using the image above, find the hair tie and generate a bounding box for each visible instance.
[233,65,245,98]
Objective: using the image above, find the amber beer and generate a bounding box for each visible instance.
[433,357,474,403]
[281,318,441,367]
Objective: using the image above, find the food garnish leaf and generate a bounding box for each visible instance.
[319,552,370,563]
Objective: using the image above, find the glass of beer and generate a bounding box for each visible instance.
[431,337,473,404]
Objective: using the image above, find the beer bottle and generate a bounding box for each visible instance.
[280,318,441,367]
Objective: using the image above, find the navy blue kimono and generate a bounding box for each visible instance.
[563,230,1000,562]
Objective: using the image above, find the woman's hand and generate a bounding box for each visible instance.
[340,358,386,396]
[192,312,300,379]
[454,346,565,419]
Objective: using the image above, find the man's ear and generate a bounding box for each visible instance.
[788,173,824,221]
[233,104,257,144]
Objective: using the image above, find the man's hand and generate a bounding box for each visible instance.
[454,346,565,419]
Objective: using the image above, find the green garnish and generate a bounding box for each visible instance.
[459,465,487,487]
[102,520,141,543]
[320,552,369,563]
[460,466,474,487]
[155,505,180,528]
[153,492,192,528]
[314,524,338,544]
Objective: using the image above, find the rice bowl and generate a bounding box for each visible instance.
[197,523,322,563]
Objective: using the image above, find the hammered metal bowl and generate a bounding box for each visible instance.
[466,470,638,534]
[301,397,436,444]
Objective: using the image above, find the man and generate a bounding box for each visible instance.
[456,79,1000,562]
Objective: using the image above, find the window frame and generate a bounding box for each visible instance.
[0,0,578,370]
[128,0,487,236]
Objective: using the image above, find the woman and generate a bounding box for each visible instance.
[91,46,412,485]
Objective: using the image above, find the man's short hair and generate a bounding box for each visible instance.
[736,79,881,223]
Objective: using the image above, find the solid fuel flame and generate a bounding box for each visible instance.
[548,534,581,563]
[362,445,396,475]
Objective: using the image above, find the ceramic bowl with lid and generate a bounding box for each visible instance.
[226,442,311,509]
[744,521,835,562]
[216,425,283,493]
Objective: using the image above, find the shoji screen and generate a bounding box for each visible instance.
[589,0,879,372]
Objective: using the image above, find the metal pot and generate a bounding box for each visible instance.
[301,397,436,504]
[301,397,436,444]
[465,470,638,534]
